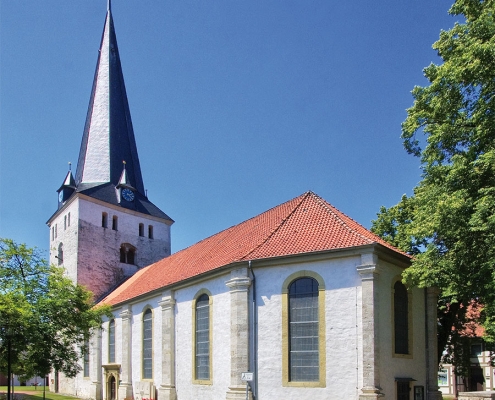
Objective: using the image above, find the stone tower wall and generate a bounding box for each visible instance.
[48,199,80,283]
[49,195,171,301]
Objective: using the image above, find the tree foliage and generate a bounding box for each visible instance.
[0,238,111,379]
[371,0,495,374]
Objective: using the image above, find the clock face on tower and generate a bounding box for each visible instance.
[58,191,64,203]
[122,188,135,202]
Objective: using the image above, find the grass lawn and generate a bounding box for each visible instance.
[0,387,79,400]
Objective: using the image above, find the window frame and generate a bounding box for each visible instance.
[142,308,153,380]
[192,289,213,385]
[281,271,326,387]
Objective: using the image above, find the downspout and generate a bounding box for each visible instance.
[249,260,258,399]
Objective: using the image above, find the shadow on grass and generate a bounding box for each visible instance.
[0,389,80,400]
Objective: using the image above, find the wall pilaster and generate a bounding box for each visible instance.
[357,254,384,399]
[89,329,102,400]
[225,268,253,400]
[118,306,133,400]
[426,287,442,400]
[158,292,177,400]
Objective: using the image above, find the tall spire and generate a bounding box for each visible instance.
[75,4,145,195]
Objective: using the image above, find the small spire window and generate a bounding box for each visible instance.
[102,213,108,228]
[148,225,154,239]
[68,212,71,227]
[112,216,118,231]
[64,216,67,230]
[139,223,144,237]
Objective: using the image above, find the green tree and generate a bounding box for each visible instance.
[0,238,111,380]
[371,0,495,375]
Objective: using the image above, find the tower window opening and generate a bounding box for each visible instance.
[102,212,108,228]
[68,212,71,227]
[120,244,136,265]
[64,216,67,230]
[55,224,58,239]
[127,249,135,265]
[57,243,64,266]
[52,226,55,241]
[148,225,153,239]
[139,223,144,237]
[112,215,118,231]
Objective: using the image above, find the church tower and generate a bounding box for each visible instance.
[47,2,173,301]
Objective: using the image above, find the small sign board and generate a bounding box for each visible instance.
[241,372,253,382]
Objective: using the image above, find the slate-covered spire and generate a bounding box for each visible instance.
[75,5,145,195]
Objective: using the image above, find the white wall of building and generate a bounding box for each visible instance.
[174,274,232,399]
[255,256,363,400]
[62,251,432,400]
[376,259,428,396]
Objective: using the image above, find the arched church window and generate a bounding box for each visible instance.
[64,215,67,230]
[394,281,409,355]
[108,319,115,363]
[57,243,64,266]
[83,337,90,377]
[119,244,136,265]
[288,277,319,382]
[142,309,153,379]
[139,223,144,237]
[148,225,153,239]
[67,212,71,227]
[102,212,108,228]
[194,293,211,382]
[112,215,118,231]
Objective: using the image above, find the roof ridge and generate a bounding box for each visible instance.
[169,192,308,256]
[240,192,310,261]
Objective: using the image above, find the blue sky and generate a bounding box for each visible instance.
[1,1,456,256]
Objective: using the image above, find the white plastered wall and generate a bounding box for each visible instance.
[376,259,427,396]
[174,274,232,399]
[255,256,363,400]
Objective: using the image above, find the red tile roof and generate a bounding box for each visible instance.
[99,191,407,306]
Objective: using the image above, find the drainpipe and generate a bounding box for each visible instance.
[249,260,258,399]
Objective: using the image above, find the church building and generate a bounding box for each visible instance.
[47,3,442,400]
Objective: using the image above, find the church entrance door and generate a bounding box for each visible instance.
[109,376,116,400]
